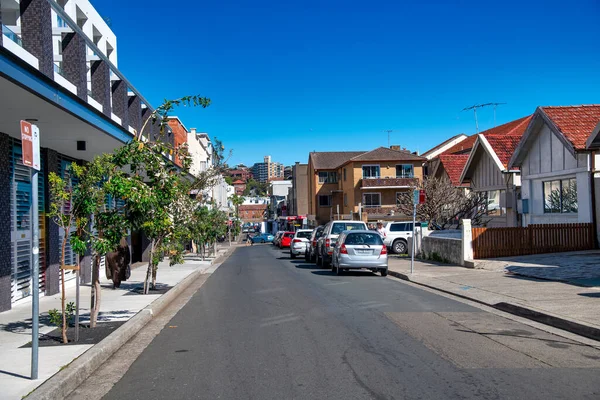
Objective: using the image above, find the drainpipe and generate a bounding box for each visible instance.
[589,152,598,248]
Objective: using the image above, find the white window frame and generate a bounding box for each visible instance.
[362,164,380,179]
[396,164,414,178]
[363,192,381,208]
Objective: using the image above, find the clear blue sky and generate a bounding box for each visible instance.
[95,0,600,167]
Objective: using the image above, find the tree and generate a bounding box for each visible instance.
[243,179,269,196]
[396,177,490,229]
[224,175,233,185]
[229,193,244,240]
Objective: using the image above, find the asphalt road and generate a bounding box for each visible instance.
[103,245,600,400]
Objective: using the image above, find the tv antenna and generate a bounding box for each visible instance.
[462,102,506,133]
[383,129,393,147]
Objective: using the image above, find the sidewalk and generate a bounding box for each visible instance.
[0,244,235,400]
[387,256,600,341]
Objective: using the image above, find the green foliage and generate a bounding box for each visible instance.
[48,302,75,328]
[243,179,269,196]
[224,175,233,185]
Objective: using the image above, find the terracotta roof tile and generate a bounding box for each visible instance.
[309,151,365,170]
[541,105,600,150]
[443,134,477,155]
[438,154,470,187]
[422,134,467,158]
[348,147,425,162]
[484,135,524,168]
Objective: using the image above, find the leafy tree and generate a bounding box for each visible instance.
[229,193,244,239]
[224,175,233,186]
[243,179,269,196]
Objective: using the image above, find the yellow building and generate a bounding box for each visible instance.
[307,147,425,226]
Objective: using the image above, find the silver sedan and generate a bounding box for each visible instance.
[331,230,388,276]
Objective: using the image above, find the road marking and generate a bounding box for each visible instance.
[325,281,350,286]
[261,313,296,322]
[357,303,389,310]
[254,287,285,294]
[260,316,301,327]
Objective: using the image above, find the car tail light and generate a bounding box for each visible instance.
[340,244,348,254]
[380,246,387,255]
[312,240,316,246]
[326,239,330,248]
[293,239,301,243]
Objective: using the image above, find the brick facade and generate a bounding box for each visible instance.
[90,60,111,117]
[167,119,188,167]
[61,32,87,101]
[111,80,129,128]
[128,95,142,133]
[20,0,54,78]
[0,133,12,312]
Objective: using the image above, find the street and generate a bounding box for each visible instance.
[101,246,600,400]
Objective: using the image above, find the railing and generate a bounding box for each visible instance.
[472,223,595,259]
[2,24,23,46]
[361,177,419,188]
[53,63,64,76]
[57,15,69,28]
[361,205,398,216]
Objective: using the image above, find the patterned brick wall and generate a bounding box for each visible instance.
[62,32,87,101]
[128,95,142,133]
[111,80,129,128]
[20,0,53,78]
[0,133,12,312]
[91,60,111,117]
[44,149,60,296]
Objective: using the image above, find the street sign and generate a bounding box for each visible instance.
[20,121,40,171]
[413,189,419,204]
[419,189,426,204]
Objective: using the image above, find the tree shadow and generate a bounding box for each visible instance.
[578,292,600,298]
[504,266,600,287]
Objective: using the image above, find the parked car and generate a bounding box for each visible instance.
[290,229,313,258]
[382,221,418,254]
[305,226,325,262]
[331,230,388,276]
[251,233,274,244]
[316,221,368,267]
[273,231,284,246]
[279,232,295,248]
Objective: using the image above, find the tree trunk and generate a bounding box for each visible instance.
[143,239,154,295]
[90,253,101,328]
[60,233,68,344]
[201,243,205,262]
[151,265,157,290]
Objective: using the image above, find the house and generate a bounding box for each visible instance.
[307,147,425,226]
[421,133,468,160]
[509,105,600,237]
[238,204,267,222]
[459,116,532,227]
[232,179,246,195]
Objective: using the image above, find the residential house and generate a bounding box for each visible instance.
[232,179,246,195]
[510,105,600,239]
[427,134,477,188]
[239,204,267,222]
[307,147,425,226]
[459,116,532,227]
[288,162,308,217]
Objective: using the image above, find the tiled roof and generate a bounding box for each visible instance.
[309,151,366,170]
[348,147,425,163]
[422,134,467,158]
[484,135,524,168]
[541,105,600,150]
[443,134,477,155]
[232,180,245,184]
[438,154,470,187]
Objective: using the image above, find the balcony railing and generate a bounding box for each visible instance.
[361,205,402,216]
[53,63,64,76]
[2,25,23,46]
[361,177,419,188]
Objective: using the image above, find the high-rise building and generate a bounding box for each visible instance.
[251,155,284,182]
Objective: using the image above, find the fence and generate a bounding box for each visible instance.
[472,223,595,259]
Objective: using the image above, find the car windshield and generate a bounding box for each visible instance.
[344,232,383,246]
[284,233,294,238]
[331,223,365,235]
[296,231,312,239]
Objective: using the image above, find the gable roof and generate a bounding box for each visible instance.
[345,147,425,163]
[510,105,600,168]
[438,154,470,187]
[460,115,532,183]
[421,134,468,159]
[309,151,365,170]
[443,134,478,155]
[232,180,245,185]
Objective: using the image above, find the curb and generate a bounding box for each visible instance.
[26,246,237,400]
[387,269,600,342]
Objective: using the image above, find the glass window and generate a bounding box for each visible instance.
[396,164,414,178]
[331,222,366,235]
[363,193,381,208]
[362,165,380,179]
[485,190,504,216]
[318,195,332,207]
[344,193,348,206]
[296,231,312,239]
[343,168,347,181]
[544,178,577,213]
[344,233,383,246]
[319,171,338,184]
[390,223,407,232]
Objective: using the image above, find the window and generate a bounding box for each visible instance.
[343,168,347,181]
[484,190,504,216]
[396,164,414,178]
[344,232,383,246]
[363,193,381,208]
[318,171,338,184]
[362,165,380,179]
[344,193,348,206]
[390,223,408,232]
[544,178,577,213]
[331,222,366,234]
[318,195,332,207]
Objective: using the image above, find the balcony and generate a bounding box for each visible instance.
[361,177,419,189]
[2,24,39,69]
[361,205,403,217]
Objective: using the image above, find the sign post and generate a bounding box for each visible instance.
[21,121,40,379]
[410,189,425,274]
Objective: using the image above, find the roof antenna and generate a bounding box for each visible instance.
[462,102,506,133]
[383,129,393,147]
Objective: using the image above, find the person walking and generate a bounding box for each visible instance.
[376,222,386,238]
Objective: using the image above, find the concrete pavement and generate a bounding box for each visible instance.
[387,256,600,341]
[0,244,235,400]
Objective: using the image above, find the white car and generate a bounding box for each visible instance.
[382,221,417,254]
[290,229,313,259]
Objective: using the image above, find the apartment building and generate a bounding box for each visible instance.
[251,155,284,182]
[307,147,425,226]
[0,0,175,311]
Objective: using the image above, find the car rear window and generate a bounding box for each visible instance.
[344,233,383,245]
[296,231,312,239]
[284,233,294,238]
[331,222,366,235]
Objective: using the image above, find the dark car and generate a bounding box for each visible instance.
[305,226,324,262]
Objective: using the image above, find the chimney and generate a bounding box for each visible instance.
[190,128,197,134]
[390,145,401,151]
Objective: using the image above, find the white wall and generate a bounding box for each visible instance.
[271,181,292,197]
[187,129,210,177]
[520,123,591,225]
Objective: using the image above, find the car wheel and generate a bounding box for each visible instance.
[317,254,322,267]
[323,258,330,268]
[393,240,407,254]
[261,240,265,243]
[380,269,388,277]
[291,252,296,259]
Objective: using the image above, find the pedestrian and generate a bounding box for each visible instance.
[376,222,386,238]
[246,233,252,246]
[368,223,375,231]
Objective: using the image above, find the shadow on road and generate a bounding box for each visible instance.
[311,270,379,277]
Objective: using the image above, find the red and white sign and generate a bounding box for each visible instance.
[20,120,40,170]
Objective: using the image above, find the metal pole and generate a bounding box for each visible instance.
[75,257,80,342]
[31,169,39,380]
[411,203,416,275]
